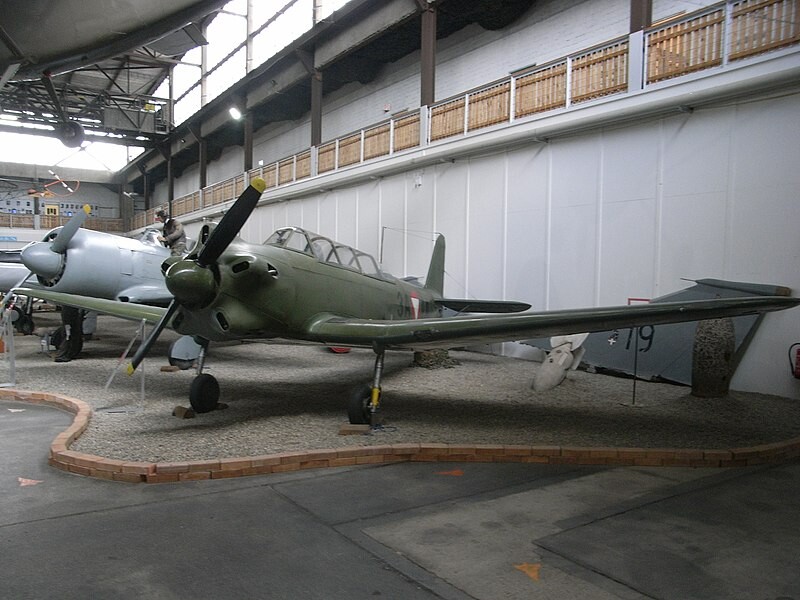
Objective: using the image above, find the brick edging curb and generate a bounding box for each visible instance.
[4,389,800,484]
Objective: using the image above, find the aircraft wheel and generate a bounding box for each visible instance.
[14,313,34,335]
[347,384,372,425]
[189,373,220,413]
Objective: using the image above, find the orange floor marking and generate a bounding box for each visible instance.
[435,468,464,476]
[514,562,541,581]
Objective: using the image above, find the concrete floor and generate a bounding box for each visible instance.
[2,398,799,600]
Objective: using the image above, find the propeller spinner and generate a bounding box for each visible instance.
[126,178,267,374]
[21,205,91,280]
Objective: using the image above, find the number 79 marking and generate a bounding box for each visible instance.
[625,325,655,352]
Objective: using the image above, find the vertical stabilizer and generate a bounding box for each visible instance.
[424,234,445,296]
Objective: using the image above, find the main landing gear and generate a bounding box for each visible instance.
[348,348,385,425]
[188,341,220,414]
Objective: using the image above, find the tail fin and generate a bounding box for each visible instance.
[424,234,445,296]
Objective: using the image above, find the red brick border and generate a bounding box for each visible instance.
[4,389,800,484]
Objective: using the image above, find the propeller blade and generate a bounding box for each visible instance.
[126,300,179,374]
[196,178,266,267]
[50,204,91,253]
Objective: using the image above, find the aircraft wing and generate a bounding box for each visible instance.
[12,287,167,325]
[15,286,798,351]
[304,296,799,350]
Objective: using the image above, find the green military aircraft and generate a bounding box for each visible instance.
[15,178,800,424]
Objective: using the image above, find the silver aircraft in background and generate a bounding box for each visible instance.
[1,206,180,335]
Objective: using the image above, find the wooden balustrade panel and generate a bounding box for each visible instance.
[263,165,278,188]
[86,218,123,232]
[468,82,510,131]
[647,9,724,83]
[572,41,629,103]
[296,151,311,179]
[318,143,336,173]
[430,98,465,141]
[222,179,235,202]
[393,114,420,151]
[730,0,800,60]
[364,125,390,160]
[338,134,361,167]
[278,159,295,184]
[515,63,567,118]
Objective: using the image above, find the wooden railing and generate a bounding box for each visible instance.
[0,213,125,233]
[132,0,797,230]
[647,7,726,82]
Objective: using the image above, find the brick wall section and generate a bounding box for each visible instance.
[4,389,799,484]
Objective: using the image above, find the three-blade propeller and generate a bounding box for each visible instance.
[21,204,92,280]
[126,178,266,374]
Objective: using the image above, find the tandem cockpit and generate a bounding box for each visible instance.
[264,227,385,279]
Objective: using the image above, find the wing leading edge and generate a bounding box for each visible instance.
[303,296,800,350]
[12,287,167,324]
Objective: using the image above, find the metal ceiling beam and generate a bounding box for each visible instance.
[0,123,155,148]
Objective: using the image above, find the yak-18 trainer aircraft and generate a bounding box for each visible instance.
[19,205,174,305]
[16,178,800,424]
[1,205,175,335]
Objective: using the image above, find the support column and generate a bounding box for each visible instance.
[189,123,207,190]
[629,0,652,32]
[296,48,323,149]
[244,111,254,173]
[119,184,134,232]
[158,143,174,210]
[199,138,208,189]
[138,164,151,211]
[419,1,437,107]
[311,69,323,147]
[628,0,652,92]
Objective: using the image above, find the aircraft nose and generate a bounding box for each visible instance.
[166,259,217,308]
[21,242,63,279]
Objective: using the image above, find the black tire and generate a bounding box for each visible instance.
[347,383,373,425]
[189,373,220,413]
[10,306,33,335]
[16,315,34,336]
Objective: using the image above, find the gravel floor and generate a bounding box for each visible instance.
[3,310,800,463]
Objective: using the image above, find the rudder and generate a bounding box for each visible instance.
[424,234,445,296]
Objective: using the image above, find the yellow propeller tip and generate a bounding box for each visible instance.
[125,364,135,376]
[250,177,267,193]
[82,204,91,215]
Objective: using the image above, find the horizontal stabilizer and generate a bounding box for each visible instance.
[436,299,532,313]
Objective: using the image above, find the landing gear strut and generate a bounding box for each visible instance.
[348,348,385,425]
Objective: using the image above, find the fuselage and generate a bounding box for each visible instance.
[169,226,442,342]
[21,227,173,304]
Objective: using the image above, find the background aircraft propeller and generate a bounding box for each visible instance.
[21,204,91,279]
[126,178,266,374]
